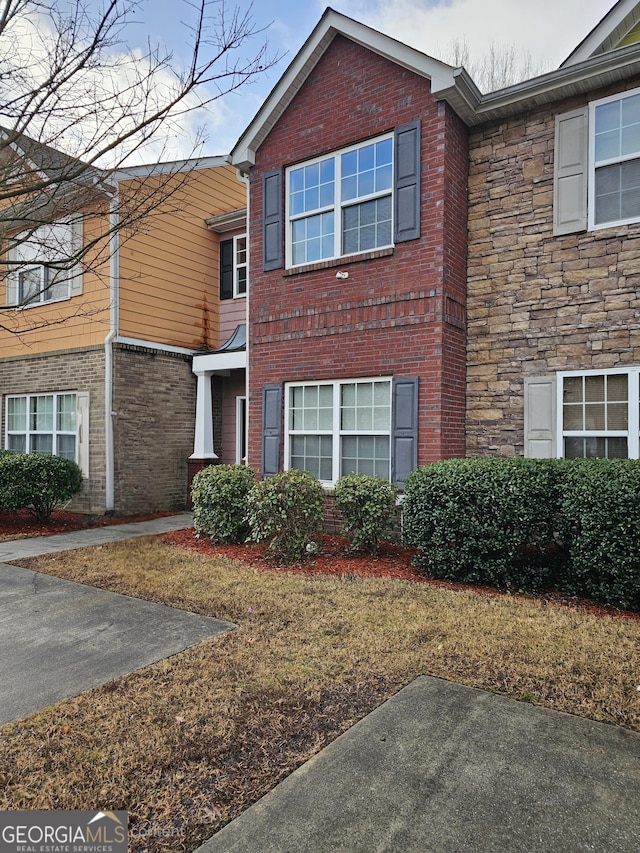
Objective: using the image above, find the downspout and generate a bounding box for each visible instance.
[104,187,119,512]
[237,168,250,462]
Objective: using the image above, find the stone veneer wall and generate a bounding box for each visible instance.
[0,346,106,512]
[112,343,197,513]
[466,81,640,457]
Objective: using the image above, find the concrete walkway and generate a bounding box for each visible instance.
[0,513,235,724]
[196,676,640,853]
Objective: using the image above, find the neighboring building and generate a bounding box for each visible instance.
[0,135,246,513]
[194,0,640,488]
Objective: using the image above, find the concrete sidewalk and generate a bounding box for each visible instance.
[0,512,235,724]
[196,676,640,853]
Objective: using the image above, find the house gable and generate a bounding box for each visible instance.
[562,0,640,66]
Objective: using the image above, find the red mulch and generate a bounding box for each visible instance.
[0,508,177,539]
[162,528,640,624]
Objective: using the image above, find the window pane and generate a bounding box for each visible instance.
[607,403,628,430]
[563,377,582,404]
[7,397,26,431]
[57,394,76,432]
[584,375,604,402]
[584,403,605,430]
[31,434,52,454]
[31,395,53,431]
[608,374,628,400]
[7,435,26,452]
[57,434,76,460]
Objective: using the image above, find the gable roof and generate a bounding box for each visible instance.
[562,0,640,66]
[230,7,468,170]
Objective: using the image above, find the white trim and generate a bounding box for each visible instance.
[5,391,80,463]
[114,155,230,181]
[236,396,247,464]
[562,0,640,67]
[192,350,247,372]
[114,336,196,356]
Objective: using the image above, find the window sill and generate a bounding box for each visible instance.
[284,247,394,276]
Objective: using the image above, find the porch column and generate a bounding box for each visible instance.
[191,370,218,460]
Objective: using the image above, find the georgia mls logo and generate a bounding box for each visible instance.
[0,809,128,853]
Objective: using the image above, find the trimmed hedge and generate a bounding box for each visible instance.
[402,457,565,591]
[0,452,83,521]
[559,459,640,611]
[334,473,399,553]
[247,469,324,563]
[192,463,257,543]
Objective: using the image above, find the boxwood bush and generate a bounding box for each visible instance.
[559,459,640,610]
[192,463,257,543]
[247,469,325,563]
[0,452,83,521]
[334,473,399,553]
[402,457,565,590]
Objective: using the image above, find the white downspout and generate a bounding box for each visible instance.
[104,188,119,512]
[238,168,250,462]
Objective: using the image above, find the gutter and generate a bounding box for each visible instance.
[104,188,119,512]
[238,168,250,463]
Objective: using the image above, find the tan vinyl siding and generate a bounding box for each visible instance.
[118,165,246,351]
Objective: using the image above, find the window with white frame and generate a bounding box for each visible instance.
[220,234,247,299]
[286,378,391,483]
[591,87,640,228]
[6,393,77,460]
[286,135,393,267]
[559,369,640,458]
[10,218,79,306]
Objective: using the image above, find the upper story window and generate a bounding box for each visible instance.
[220,233,247,300]
[286,135,394,267]
[591,88,640,228]
[8,217,82,307]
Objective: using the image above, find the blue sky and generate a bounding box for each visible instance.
[101,0,618,160]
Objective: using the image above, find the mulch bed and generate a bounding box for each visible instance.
[162,528,640,624]
[0,508,177,540]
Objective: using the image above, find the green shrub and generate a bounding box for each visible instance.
[334,473,399,553]
[0,453,83,521]
[402,457,565,590]
[559,459,640,611]
[191,463,257,543]
[247,469,325,563]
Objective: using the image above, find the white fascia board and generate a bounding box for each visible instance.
[231,8,457,169]
[192,350,247,373]
[115,336,196,356]
[114,155,230,182]
[562,0,640,67]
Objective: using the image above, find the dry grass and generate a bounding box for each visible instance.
[1,536,640,852]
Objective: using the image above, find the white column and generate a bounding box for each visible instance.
[191,371,218,459]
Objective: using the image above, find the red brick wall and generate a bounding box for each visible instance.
[247,35,468,473]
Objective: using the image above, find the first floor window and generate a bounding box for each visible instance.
[286,378,392,483]
[6,392,77,460]
[550,369,640,459]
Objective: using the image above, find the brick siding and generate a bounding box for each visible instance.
[248,35,469,473]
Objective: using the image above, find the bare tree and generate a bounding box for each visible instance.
[0,0,278,329]
[441,36,550,93]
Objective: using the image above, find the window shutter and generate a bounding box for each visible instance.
[394,122,421,243]
[391,376,419,489]
[263,169,283,271]
[70,215,83,297]
[524,376,557,458]
[553,108,588,236]
[219,238,234,300]
[261,384,282,477]
[5,243,17,307]
[76,390,90,477]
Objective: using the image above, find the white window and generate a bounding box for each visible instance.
[8,218,82,307]
[6,393,78,460]
[286,135,393,267]
[285,378,392,484]
[557,368,640,458]
[234,235,247,297]
[590,87,640,229]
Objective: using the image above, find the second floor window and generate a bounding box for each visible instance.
[220,234,247,299]
[286,135,393,267]
[10,218,80,306]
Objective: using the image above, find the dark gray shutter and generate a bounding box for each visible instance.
[263,169,283,271]
[394,122,421,243]
[553,108,588,235]
[391,377,419,489]
[262,384,282,477]
[219,238,233,300]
